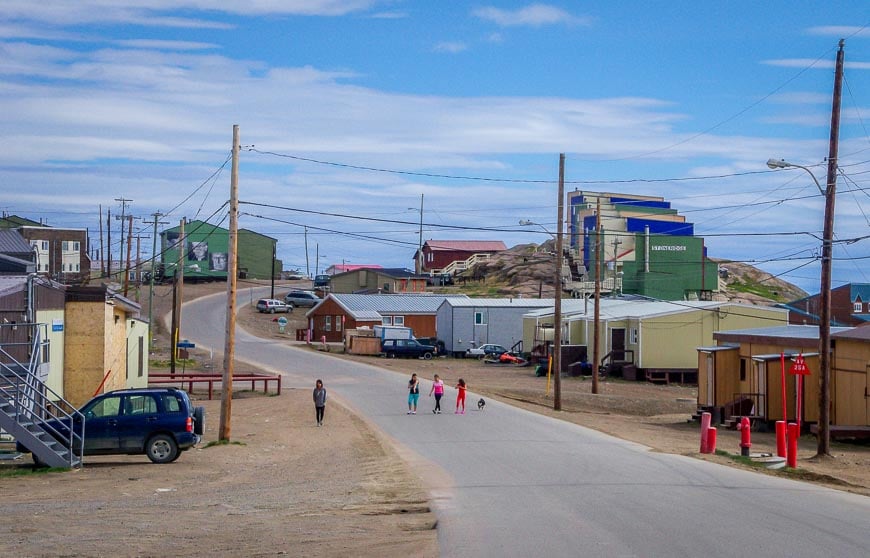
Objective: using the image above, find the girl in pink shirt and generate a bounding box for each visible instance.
[429,374,444,414]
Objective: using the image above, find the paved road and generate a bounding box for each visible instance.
[183,288,869,557]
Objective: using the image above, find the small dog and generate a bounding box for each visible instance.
[477,398,486,411]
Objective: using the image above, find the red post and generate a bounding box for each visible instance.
[780,352,787,421]
[706,427,717,453]
[775,420,787,458]
[700,412,711,453]
[738,416,751,457]
[787,422,799,468]
[796,374,803,432]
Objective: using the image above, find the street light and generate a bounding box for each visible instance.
[520,217,563,411]
[767,157,834,456]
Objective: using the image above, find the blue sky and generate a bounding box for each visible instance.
[1,1,869,293]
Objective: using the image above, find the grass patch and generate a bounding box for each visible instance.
[149,358,197,368]
[0,465,70,477]
[727,281,787,302]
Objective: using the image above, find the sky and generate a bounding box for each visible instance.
[1,1,869,294]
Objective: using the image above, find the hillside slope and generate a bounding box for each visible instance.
[443,244,808,306]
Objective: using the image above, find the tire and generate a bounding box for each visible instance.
[269,308,275,314]
[193,406,205,436]
[477,354,485,361]
[386,352,396,359]
[146,434,179,464]
[422,352,433,360]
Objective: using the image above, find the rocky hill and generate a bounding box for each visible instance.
[442,243,808,306]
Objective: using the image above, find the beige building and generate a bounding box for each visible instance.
[524,298,788,377]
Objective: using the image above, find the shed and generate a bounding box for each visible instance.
[436,297,553,357]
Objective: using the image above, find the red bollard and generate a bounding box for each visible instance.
[699,412,711,453]
[706,427,717,453]
[786,423,799,468]
[775,421,787,458]
[737,416,751,457]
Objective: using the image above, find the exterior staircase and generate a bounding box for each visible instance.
[0,323,83,468]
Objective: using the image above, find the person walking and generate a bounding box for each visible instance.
[428,374,444,414]
[407,373,420,415]
[455,378,467,414]
[313,379,327,426]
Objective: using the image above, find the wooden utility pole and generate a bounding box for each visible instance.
[592,197,602,395]
[147,212,167,350]
[99,205,104,276]
[106,209,111,278]
[553,154,565,411]
[304,226,310,278]
[270,242,276,300]
[817,39,845,457]
[123,215,133,297]
[170,218,186,376]
[220,124,240,441]
[134,234,141,303]
[115,197,132,280]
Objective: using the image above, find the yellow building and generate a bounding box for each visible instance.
[524,298,788,378]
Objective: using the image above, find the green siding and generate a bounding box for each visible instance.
[621,234,718,300]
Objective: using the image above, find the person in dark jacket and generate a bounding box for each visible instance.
[313,379,327,426]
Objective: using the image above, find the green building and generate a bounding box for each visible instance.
[620,234,719,300]
[160,220,281,281]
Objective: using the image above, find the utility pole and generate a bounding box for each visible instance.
[418,194,424,274]
[304,226,310,278]
[592,197,602,395]
[99,205,104,276]
[170,218,186,376]
[134,234,141,303]
[147,212,167,350]
[817,39,845,457]
[115,197,132,280]
[611,235,622,297]
[220,124,240,441]
[123,214,133,297]
[553,154,565,411]
[270,242,276,299]
[106,209,111,278]
[315,243,320,276]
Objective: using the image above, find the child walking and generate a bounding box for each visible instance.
[313,379,327,426]
[454,378,467,414]
[407,373,420,414]
[429,374,444,414]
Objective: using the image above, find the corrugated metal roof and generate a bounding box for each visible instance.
[832,323,870,340]
[329,293,469,319]
[0,230,33,254]
[424,240,506,252]
[715,325,853,340]
[522,299,766,321]
[441,298,555,308]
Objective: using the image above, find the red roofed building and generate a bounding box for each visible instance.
[415,240,506,274]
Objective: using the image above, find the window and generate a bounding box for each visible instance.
[73,241,80,251]
[84,396,121,418]
[62,241,69,251]
[76,263,80,272]
[631,328,638,344]
[161,394,182,413]
[138,337,144,377]
[474,312,486,325]
[125,395,158,415]
[336,316,343,332]
[324,315,332,332]
[854,302,863,313]
[41,240,49,251]
[739,359,747,382]
[382,316,392,325]
[393,316,404,326]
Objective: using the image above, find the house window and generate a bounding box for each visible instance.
[75,263,80,272]
[336,316,343,332]
[740,359,747,382]
[854,302,863,313]
[62,241,69,251]
[393,316,404,326]
[324,316,332,332]
[382,316,392,326]
[631,328,638,344]
[474,312,486,325]
[41,240,49,251]
[73,241,80,251]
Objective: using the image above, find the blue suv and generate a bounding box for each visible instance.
[18,387,204,464]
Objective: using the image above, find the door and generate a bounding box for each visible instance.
[611,328,626,361]
[703,354,714,406]
[753,361,767,418]
[81,394,122,452]
[118,393,161,451]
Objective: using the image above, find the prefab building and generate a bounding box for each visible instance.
[436,298,553,357]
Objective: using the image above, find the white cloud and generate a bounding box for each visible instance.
[807,26,870,38]
[433,41,467,54]
[473,4,591,27]
[115,39,220,50]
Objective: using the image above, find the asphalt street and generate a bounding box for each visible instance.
[182,287,869,558]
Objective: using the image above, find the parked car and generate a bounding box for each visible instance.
[17,388,204,465]
[313,274,331,287]
[466,344,509,359]
[256,298,292,313]
[283,290,321,308]
[382,338,437,360]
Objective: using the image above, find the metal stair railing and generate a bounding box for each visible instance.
[0,323,84,468]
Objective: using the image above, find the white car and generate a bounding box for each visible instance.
[256,298,292,313]
[466,344,509,359]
